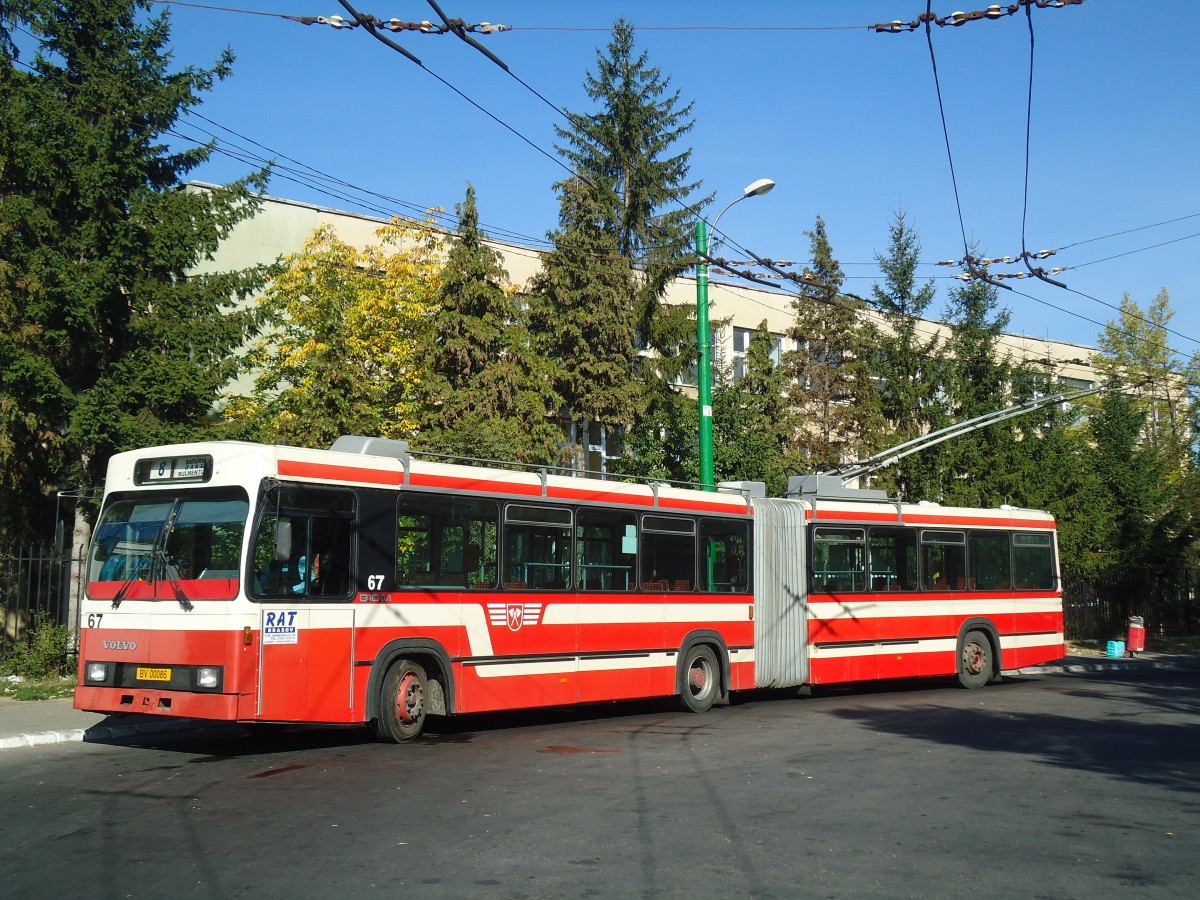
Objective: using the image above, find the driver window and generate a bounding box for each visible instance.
[252,489,354,600]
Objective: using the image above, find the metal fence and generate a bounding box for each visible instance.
[1062,569,1199,642]
[0,545,84,664]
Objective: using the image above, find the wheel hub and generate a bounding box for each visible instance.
[963,644,984,676]
[396,672,424,725]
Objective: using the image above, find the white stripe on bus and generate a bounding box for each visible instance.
[806,598,1061,619]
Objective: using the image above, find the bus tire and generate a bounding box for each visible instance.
[679,644,720,713]
[374,658,428,743]
[958,630,993,690]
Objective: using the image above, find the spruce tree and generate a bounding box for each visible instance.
[554,17,711,387]
[783,217,882,471]
[938,272,1020,507]
[528,177,641,472]
[0,0,269,539]
[869,210,945,499]
[415,184,560,464]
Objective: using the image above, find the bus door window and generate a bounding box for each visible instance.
[811,527,866,593]
[920,530,966,591]
[396,494,499,589]
[640,515,697,591]
[1013,532,1055,589]
[503,505,572,589]
[969,530,1012,590]
[868,527,917,591]
[700,519,750,593]
[576,509,637,591]
[251,489,354,600]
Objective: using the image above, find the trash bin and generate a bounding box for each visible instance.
[1107,640,1126,659]
[1127,615,1146,657]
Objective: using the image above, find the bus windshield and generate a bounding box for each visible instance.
[88,492,249,601]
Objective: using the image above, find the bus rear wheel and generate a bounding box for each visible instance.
[375,658,428,743]
[679,645,720,713]
[958,630,993,690]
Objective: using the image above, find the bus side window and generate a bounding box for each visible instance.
[811,527,866,593]
[968,530,1011,591]
[504,505,572,590]
[396,494,499,589]
[868,527,918,592]
[1013,532,1055,589]
[640,516,696,591]
[700,519,750,593]
[920,530,966,591]
[576,509,637,591]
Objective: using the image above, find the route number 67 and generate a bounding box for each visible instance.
[366,575,386,590]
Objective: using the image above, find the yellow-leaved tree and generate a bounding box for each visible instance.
[224,217,443,446]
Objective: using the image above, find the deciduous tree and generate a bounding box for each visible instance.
[224,218,441,446]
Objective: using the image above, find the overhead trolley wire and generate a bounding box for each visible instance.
[334,0,577,183]
[124,1,1200,364]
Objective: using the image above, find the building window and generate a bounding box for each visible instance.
[733,327,784,381]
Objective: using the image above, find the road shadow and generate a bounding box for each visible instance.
[827,669,1200,793]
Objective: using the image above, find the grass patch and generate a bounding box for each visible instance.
[1,676,77,701]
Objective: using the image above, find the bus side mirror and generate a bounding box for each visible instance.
[273,521,292,562]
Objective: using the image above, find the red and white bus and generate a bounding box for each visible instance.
[74,437,1064,741]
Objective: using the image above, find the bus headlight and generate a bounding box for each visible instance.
[85,662,110,684]
[195,667,222,690]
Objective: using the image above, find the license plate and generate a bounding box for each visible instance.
[136,667,172,682]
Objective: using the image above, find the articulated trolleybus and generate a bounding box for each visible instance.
[75,437,1064,741]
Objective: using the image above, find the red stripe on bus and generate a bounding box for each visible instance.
[278,459,403,486]
[810,508,1054,529]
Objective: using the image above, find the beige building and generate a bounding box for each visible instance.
[197,185,1101,461]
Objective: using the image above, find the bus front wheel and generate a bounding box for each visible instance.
[375,658,428,743]
[958,630,993,690]
[679,644,720,713]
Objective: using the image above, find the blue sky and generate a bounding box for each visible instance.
[152,0,1198,358]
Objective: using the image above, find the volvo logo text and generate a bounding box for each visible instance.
[101,640,137,650]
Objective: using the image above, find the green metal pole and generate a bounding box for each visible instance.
[696,220,715,490]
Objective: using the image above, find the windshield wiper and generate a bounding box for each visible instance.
[148,506,193,611]
[110,575,136,609]
[151,546,193,611]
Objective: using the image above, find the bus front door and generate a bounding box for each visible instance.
[257,607,356,722]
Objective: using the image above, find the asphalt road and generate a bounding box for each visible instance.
[2,669,1197,899]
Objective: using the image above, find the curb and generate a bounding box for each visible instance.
[1011,656,1200,676]
[0,716,206,751]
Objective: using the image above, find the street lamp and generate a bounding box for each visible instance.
[695,177,776,489]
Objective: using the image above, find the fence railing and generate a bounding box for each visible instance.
[1062,569,1198,642]
[0,545,84,664]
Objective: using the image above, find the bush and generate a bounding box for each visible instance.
[0,611,73,678]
